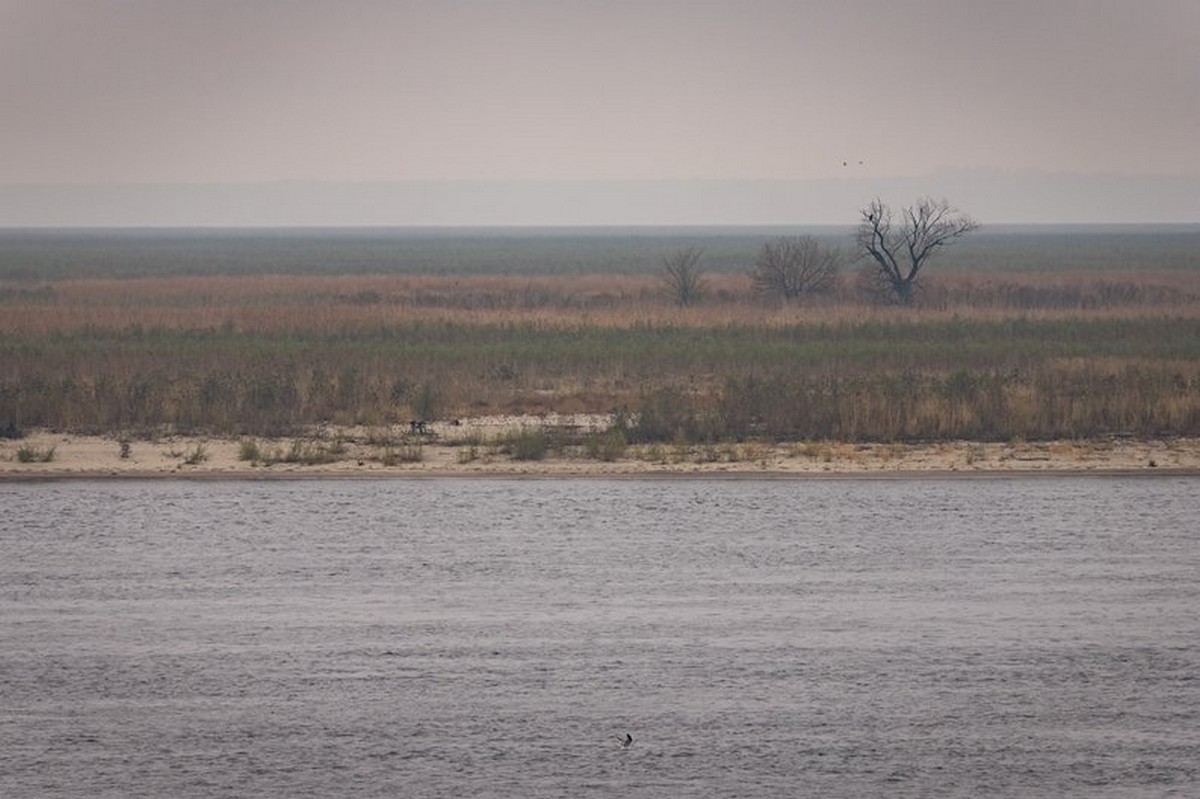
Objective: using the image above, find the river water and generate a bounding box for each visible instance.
[2,476,1197,798]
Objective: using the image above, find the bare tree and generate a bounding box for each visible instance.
[660,247,707,307]
[751,235,843,300]
[856,197,979,303]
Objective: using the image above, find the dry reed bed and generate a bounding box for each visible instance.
[4,271,1200,334]
[2,272,1199,440]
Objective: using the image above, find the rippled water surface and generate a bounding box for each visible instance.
[3,476,1198,798]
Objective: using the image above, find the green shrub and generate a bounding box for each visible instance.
[182,442,208,464]
[379,443,422,465]
[238,438,262,461]
[16,444,56,463]
[504,428,548,461]
[585,428,627,461]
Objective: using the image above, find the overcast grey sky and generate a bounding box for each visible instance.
[2,0,1198,223]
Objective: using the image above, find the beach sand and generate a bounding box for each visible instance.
[3,415,1198,479]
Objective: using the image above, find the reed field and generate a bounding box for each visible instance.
[2,227,1199,442]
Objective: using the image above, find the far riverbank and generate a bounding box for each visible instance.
[4,417,1198,480]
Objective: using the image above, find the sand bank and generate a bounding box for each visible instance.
[4,416,1198,480]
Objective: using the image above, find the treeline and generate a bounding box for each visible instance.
[3,227,1198,281]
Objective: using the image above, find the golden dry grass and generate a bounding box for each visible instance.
[3,270,1199,439]
[4,270,1200,335]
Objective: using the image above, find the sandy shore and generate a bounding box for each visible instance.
[4,415,1199,480]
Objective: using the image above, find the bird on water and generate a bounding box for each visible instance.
[617,733,633,748]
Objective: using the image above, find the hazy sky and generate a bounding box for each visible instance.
[2,0,1198,223]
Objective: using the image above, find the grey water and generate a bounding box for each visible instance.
[2,476,1197,798]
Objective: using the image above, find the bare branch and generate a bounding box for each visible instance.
[856,197,978,303]
[751,236,844,300]
[660,247,707,307]
[855,198,903,288]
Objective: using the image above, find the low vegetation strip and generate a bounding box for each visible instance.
[4,425,1199,477]
[2,314,1197,441]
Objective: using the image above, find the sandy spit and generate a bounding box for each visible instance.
[3,416,1199,480]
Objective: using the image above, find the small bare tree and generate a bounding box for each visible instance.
[660,247,707,307]
[856,197,979,304]
[751,235,843,300]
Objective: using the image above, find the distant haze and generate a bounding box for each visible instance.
[3,175,1199,227]
[2,0,1197,225]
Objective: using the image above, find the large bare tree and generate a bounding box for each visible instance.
[856,197,979,303]
[751,235,843,300]
[660,247,707,307]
